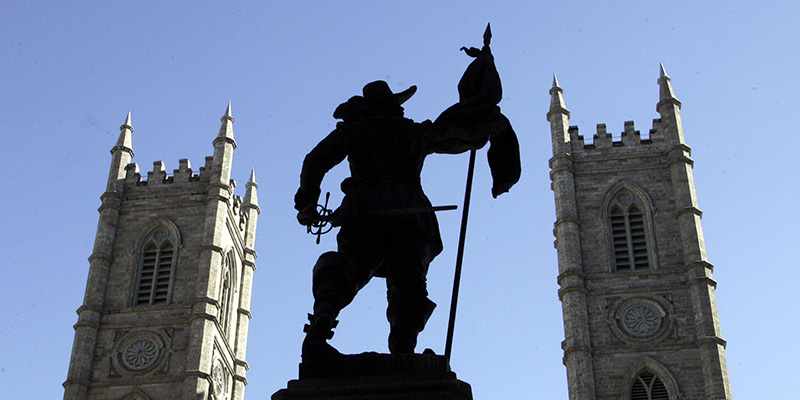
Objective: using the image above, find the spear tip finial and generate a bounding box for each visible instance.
[483,23,492,46]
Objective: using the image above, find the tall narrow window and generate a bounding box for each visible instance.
[218,251,235,336]
[630,370,669,400]
[609,190,651,272]
[135,229,175,306]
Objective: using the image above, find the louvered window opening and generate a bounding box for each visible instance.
[136,241,174,306]
[611,200,650,271]
[630,370,669,400]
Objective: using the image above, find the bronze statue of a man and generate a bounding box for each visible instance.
[294,38,519,360]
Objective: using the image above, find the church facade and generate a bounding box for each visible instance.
[63,105,260,400]
[547,65,731,399]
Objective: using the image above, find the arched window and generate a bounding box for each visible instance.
[621,357,680,400]
[135,228,175,306]
[609,190,651,272]
[630,370,670,400]
[218,251,235,336]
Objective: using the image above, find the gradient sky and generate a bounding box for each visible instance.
[2,2,798,399]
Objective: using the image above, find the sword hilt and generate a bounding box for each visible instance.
[307,192,334,244]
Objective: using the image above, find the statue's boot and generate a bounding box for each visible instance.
[387,296,436,354]
[303,252,356,360]
[302,310,340,360]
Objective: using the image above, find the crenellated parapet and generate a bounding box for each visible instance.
[124,157,215,186]
[548,66,689,163]
[565,118,669,159]
[109,105,255,239]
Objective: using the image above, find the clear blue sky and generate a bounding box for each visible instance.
[2,2,798,399]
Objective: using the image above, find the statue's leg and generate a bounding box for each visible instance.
[384,236,436,354]
[386,278,436,354]
[304,251,363,359]
[311,251,361,318]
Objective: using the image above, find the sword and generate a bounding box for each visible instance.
[305,192,458,244]
[363,205,457,216]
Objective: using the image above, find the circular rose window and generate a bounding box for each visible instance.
[622,305,661,336]
[122,338,160,370]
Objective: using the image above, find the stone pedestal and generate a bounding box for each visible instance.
[272,352,473,400]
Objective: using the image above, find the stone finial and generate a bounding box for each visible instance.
[657,63,681,110]
[244,168,260,212]
[112,111,134,156]
[223,101,233,121]
[548,74,570,120]
[123,111,132,129]
[216,102,237,146]
[659,62,669,79]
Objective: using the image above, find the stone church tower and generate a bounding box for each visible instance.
[547,66,731,400]
[63,105,260,400]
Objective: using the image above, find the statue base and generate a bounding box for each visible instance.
[272,351,473,400]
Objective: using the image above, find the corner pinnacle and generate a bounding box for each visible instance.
[244,168,260,212]
[123,111,132,129]
[657,63,681,111]
[221,101,234,123]
[547,74,570,121]
[113,111,134,156]
[248,168,257,185]
[215,102,237,149]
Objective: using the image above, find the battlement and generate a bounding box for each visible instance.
[109,105,241,194]
[568,118,668,158]
[550,65,685,161]
[124,157,219,187]
[106,106,256,238]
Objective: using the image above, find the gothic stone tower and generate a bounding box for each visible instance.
[547,66,731,400]
[63,105,260,400]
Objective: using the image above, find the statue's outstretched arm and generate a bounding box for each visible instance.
[295,128,348,213]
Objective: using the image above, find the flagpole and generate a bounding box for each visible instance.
[444,148,476,363]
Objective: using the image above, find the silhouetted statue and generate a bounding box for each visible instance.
[294,27,520,360]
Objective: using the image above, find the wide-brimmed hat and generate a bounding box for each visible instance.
[362,80,417,105]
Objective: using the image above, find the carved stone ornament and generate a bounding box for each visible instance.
[123,338,159,369]
[608,297,671,343]
[114,330,166,374]
[621,304,662,337]
[211,360,228,399]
